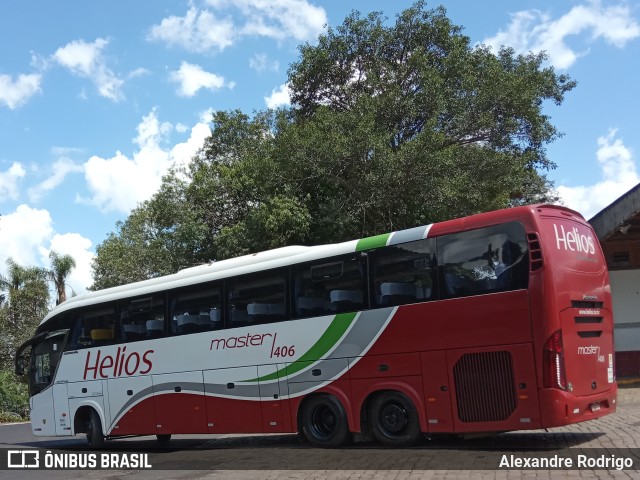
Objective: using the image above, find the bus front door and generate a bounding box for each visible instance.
[28,331,71,436]
[30,388,56,436]
[30,383,71,437]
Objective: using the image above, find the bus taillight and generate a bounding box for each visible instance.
[543,330,567,391]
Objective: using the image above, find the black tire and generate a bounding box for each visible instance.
[157,434,172,442]
[300,394,351,448]
[86,409,105,448]
[369,392,421,447]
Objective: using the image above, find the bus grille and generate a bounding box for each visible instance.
[453,351,517,423]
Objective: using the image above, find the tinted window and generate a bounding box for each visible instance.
[293,254,366,318]
[120,296,165,342]
[370,238,436,307]
[171,283,222,335]
[66,306,116,350]
[227,270,287,326]
[438,222,528,298]
[30,330,67,395]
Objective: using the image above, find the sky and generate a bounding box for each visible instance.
[1,0,639,297]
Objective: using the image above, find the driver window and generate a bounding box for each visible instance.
[30,331,66,396]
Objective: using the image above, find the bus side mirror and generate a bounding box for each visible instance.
[15,356,26,376]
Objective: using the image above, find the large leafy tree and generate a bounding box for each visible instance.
[91,1,572,289]
[91,111,311,289]
[284,1,570,234]
[90,184,205,290]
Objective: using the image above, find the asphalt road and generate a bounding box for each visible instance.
[1,386,639,479]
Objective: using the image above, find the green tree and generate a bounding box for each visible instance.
[0,259,50,370]
[0,369,29,421]
[91,1,573,289]
[90,169,211,291]
[90,111,290,289]
[284,1,571,234]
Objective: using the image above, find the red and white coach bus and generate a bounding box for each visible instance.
[15,204,617,447]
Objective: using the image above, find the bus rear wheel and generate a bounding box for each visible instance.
[300,394,351,448]
[157,434,171,442]
[86,410,105,448]
[369,392,421,447]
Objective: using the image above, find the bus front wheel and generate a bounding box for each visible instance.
[300,394,351,448]
[369,392,421,447]
[86,410,105,448]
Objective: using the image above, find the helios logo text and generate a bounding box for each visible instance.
[553,224,595,255]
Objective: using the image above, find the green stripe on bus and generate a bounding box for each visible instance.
[242,312,357,383]
[356,233,390,252]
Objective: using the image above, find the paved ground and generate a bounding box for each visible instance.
[1,385,639,479]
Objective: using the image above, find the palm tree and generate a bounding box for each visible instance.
[48,251,76,305]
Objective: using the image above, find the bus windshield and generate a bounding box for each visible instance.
[27,330,68,396]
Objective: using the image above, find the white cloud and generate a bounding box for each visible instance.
[557,129,639,219]
[483,1,640,69]
[0,73,42,109]
[148,5,236,53]
[50,146,84,157]
[265,83,291,109]
[79,109,210,213]
[127,67,150,79]
[149,0,326,53]
[0,205,54,268]
[0,162,27,201]
[52,38,124,101]
[249,53,279,72]
[226,0,327,41]
[41,233,95,295]
[169,61,233,97]
[28,158,84,203]
[0,205,95,295]
[171,121,212,172]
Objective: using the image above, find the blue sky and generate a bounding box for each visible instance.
[1,0,639,296]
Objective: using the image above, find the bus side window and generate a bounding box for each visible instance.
[227,270,287,326]
[171,283,222,335]
[293,255,366,318]
[437,222,529,298]
[369,238,436,308]
[121,296,165,342]
[66,306,117,350]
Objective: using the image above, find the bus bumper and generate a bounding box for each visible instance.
[539,383,618,428]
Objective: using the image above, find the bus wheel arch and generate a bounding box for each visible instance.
[298,393,352,448]
[74,406,105,447]
[367,390,422,447]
